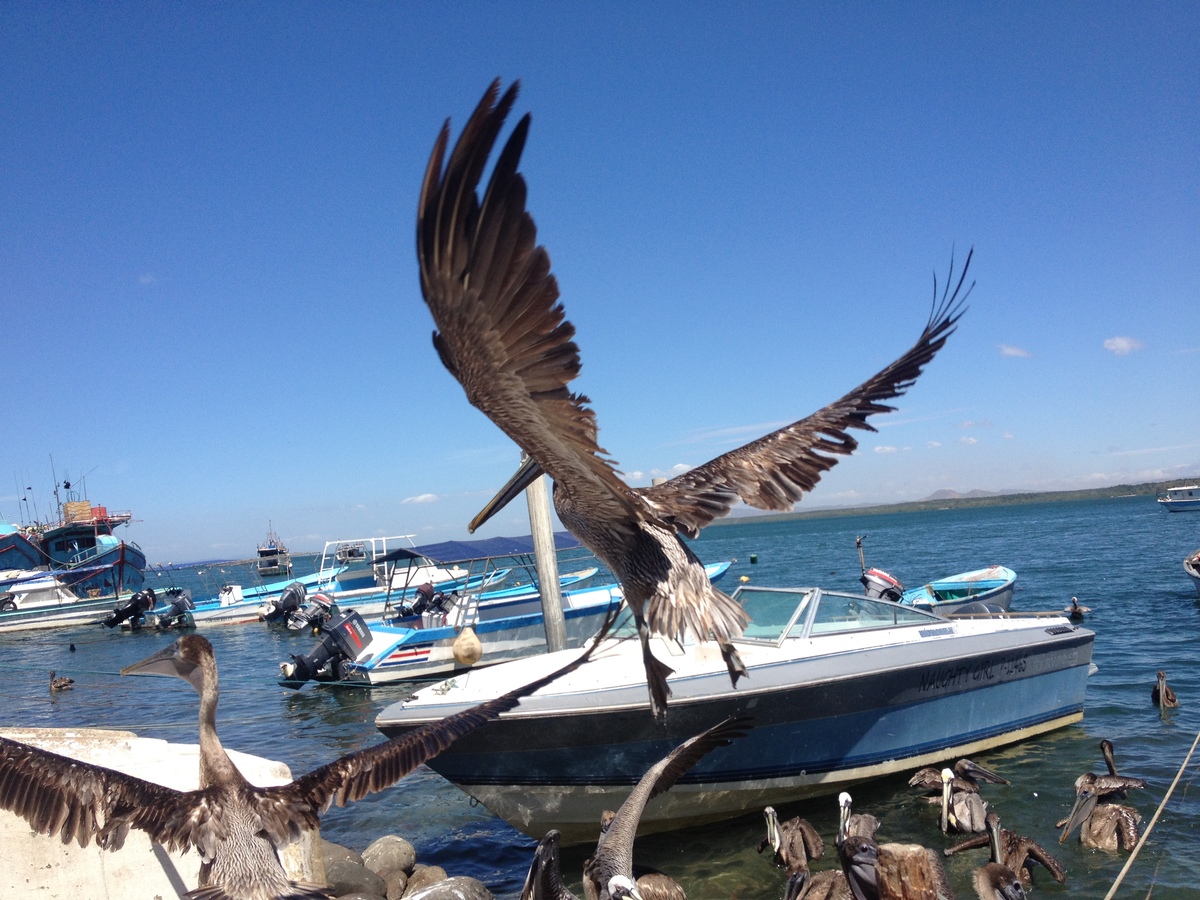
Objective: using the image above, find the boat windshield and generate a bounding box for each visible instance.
[733,586,943,644]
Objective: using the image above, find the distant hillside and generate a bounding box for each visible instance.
[709,478,1196,527]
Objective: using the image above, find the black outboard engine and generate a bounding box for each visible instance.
[156,587,195,630]
[103,588,158,629]
[262,581,307,623]
[286,592,338,632]
[279,609,371,687]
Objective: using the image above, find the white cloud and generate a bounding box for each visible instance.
[402,493,439,504]
[927,441,942,448]
[960,436,979,445]
[1002,432,1014,439]
[999,344,1030,358]
[139,273,156,285]
[874,445,898,454]
[1103,336,1143,356]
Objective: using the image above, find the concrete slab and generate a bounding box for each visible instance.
[0,727,323,899]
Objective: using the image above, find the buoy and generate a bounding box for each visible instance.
[750,553,758,564]
[739,575,750,583]
[453,625,483,666]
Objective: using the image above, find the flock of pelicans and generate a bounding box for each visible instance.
[0,81,1187,899]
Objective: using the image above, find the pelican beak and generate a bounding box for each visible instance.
[940,768,956,832]
[469,455,545,533]
[121,639,202,692]
[837,792,852,845]
[961,759,1009,785]
[1059,789,1098,843]
[764,806,781,853]
[783,869,810,900]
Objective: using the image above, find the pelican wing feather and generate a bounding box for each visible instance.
[417,79,640,534]
[0,735,227,856]
[640,250,972,538]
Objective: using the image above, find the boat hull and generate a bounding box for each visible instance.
[377,607,1092,844]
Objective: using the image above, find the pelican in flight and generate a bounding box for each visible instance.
[582,716,752,900]
[417,79,972,717]
[0,633,598,900]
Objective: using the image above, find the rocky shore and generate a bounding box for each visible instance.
[323,833,494,900]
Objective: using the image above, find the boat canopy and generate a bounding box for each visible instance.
[411,532,580,563]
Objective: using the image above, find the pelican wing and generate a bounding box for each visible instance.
[587,716,752,892]
[418,80,639,532]
[0,735,226,855]
[255,622,611,846]
[640,252,971,538]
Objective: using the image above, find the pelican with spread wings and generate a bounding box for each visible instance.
[417,80,971,719]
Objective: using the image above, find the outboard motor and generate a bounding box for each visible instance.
[156,587,195,630]
[279,609,371,687]
[262,581,307,623]
[286,592,338,632]
[103,588,158,629]
[855,535,904,602]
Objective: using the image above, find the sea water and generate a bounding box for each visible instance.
[3,495,1198,898]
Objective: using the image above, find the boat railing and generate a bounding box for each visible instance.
[731,586,947,646]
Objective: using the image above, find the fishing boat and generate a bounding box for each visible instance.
[898,565,1017,615]
[0,567,138,632]
[1185,548,1200,597]
[255,525,292,578]
[30,499,146,597]
[1157,484,1200,511]
[0,522,42,571]
[287,562,729,686]
[376,583,1094,844]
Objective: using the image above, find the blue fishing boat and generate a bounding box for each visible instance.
[33,498,146,597]
[0,523,42,572]
[898,565,1017,615]
[287,562,729,686]
[376,583,1094,844]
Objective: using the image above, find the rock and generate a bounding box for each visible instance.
[385,869,410,900]
[363,834,417,878]
[326,856,388,898]
[405,875,494,900]
[322,837,366,869]
[403,864,448,896]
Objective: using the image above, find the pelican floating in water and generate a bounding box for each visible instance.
[520,830,578,900]
[939,766,993,833]
[910,757,1008,798]
[1058,774,1144,851]
[1152,670,1179,708]
[417,79,971,718]
[946,810,1066,886]
[758,806,825,900]
[0,633,599,900]
[48,670,74,693]
[582,716,752,900]
[1064,596,1089,620]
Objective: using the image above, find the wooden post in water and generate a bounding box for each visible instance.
[525,457,566,652]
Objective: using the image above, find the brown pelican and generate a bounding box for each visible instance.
[1097,738,1145,801]
[758,806,825,900]
[946,810,1066,886]
[910,758,1008,798]
[973,862,1025,900]
[48,670,74,692]
[417,80,972,718]
[1058,773,1144,851]
[939,767,991,833]
[0,633,599,900]
[582,716,752,900]
[1064,596,1089,620]
[834,793,879,900]
[520,830,578,900]
[1152,670,1179,708]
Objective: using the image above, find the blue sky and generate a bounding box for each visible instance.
[3,4,1197,563]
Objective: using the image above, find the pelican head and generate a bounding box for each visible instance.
[839,833,879,900]
[121,633,213,694]
[837,792,853,845]
[974,862,1026,900]
[763,805,782,854]
[469,455,544,533]
[1058,774,1099,843]
[940,767,956,832]
[607,874,645,900]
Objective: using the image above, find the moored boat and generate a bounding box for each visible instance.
[256,525,292,578]
[898,565,1016,614]
[376,583,1094,844]
[1185,548,1200,597]
[1157,484,1200,511]
[0,567,138,632]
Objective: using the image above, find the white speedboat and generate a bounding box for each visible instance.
[376,584,1094,844]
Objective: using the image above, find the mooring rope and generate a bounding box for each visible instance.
[1103,720,1200,899]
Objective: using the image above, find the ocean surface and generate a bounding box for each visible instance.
[3,495,1199,898]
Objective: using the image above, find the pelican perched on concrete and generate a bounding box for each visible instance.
[0,633,598,900]
[946,810,1066,886]
[758,806,825,900]
[582,716,752,900]
[1152,670,1179,708]
[417,80,971,718]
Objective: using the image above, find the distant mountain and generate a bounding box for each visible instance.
[924,489,1002,501]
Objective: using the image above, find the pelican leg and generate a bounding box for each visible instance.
[637,615,674,719]
[720,640,748,688]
